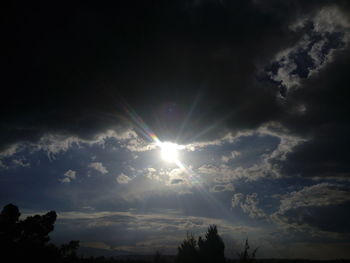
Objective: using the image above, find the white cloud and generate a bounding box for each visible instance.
[271,183,350,234]
[268,6,350,94]
[88,162,108,174]
[144,167,191,187]
[112,129,157,152]
[0,128,147,160]
[312,6,350,38]
[124,138,157,152]
[196,123,306,182]
[210,183,234,192]
[145,167,163,182]
[232,193,244,207]
[241,193,267,219]
[197,158,276,183]
[0,143,22,158]
[12,158,30,168]
[60,169,76,183]
[57,209,261,237]
[184,132,241,152]
[167,168,188,185]
[232,193,267,219]
[276,183,350,213]
[198,164,241,182]
[36,134,81,159]
[261,125,306,160]
[116,173,132,184]
[221,151,241,163]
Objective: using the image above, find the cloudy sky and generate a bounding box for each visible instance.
[1,1,350,260]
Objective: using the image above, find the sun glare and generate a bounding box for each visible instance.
[160,142,179,163]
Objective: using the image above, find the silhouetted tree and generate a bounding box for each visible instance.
[237,239,257,263]
[198,225,225,263]
[176,226,226,263]
[0,203,59,262]
[0,203,79,263]
[0,203,21,253]
[176,232,199,263]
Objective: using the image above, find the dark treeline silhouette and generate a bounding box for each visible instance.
[0,204,348,263]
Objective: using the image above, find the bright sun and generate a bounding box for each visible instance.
[160,142,179,163]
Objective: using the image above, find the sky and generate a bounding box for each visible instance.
[1,0,350,260]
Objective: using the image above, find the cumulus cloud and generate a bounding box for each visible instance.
[167,168,189,186]
[116,173,132,184]
[89,162,108,174]
[143,167,191,187]
[145,167,163,182]
[60,169,77,183]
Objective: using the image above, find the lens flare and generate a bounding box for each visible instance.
[160,142,179,163]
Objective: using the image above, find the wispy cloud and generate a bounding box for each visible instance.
[271,183,350,235]
[55,209,262,254]
[12,158,30,168]
[221,151,241,163]
[232,193,268,219]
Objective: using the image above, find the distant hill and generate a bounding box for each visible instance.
[78,246,135,258]
[78,246,177,262]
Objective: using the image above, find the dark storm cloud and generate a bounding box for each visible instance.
[2,1,350,178]
[0,1,295,146]
[274,51,350,178]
